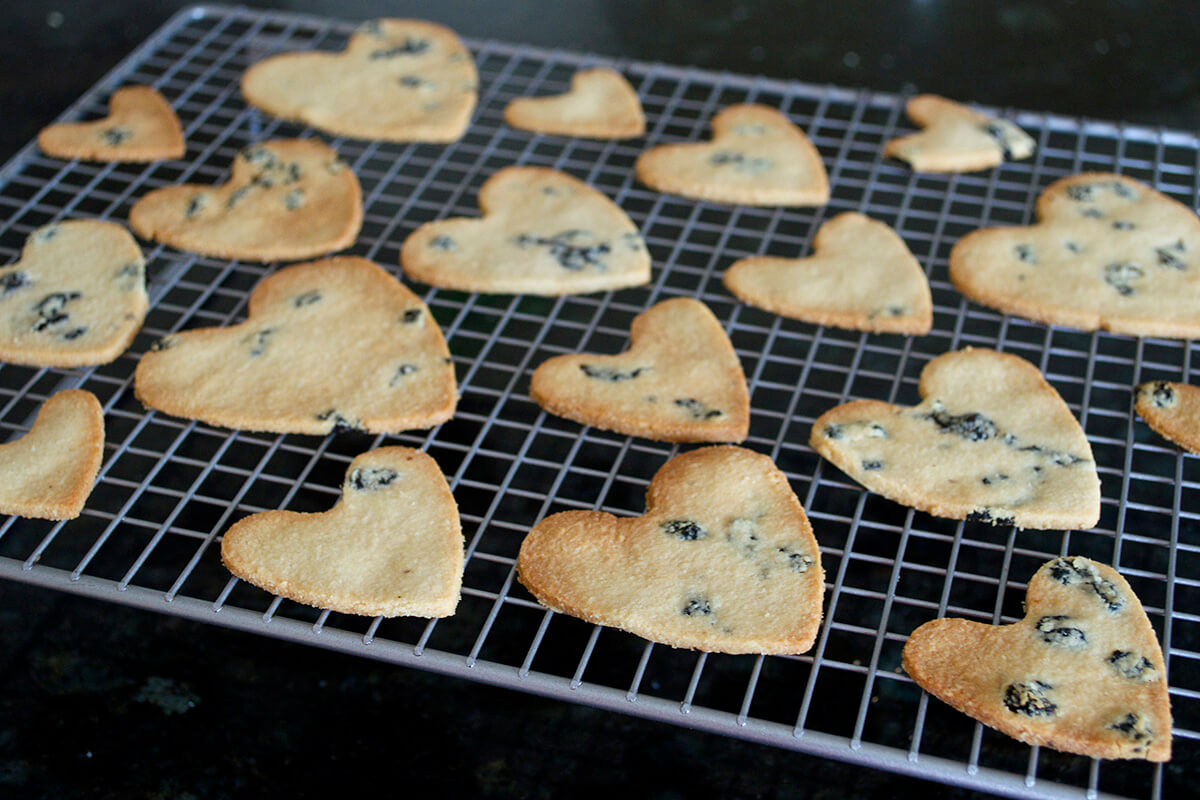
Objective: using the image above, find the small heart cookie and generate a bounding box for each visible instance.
[1134,380,1200,454]
[129,139,362,263]
[810,348,1100,530]
[504,67,645,139]
[530,297,749,442]
[241,18,477,143]
[0,220,147,367]
[903,556,1171,761]
[135,257,456,435]
[884,94,1035,173]
[222,446,463,618]
[517,446,824,654]
[0,390,104,520]
[401,166,650,295]
[38,85,185,162]
[634,104,829,206]
[950,173,1200,338]
[723,211,933,334]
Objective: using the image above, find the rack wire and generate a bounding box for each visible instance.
[0,5,1196,798]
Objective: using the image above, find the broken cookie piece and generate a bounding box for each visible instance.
[504,67,645,139]
[222,446,463,617]
[1134,380,1200,454]
[38,85,185,162]
[529,297,749,442]
[884,94,1034,173]
[517,446,824,654]
[903,556,1171,761]
[810,347,1100,530]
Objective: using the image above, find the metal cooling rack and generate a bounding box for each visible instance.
[0,5,1196,798]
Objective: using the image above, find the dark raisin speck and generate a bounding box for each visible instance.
[32,291,81,332]
[149,336,177,352]
[674,398,721,420]
[927,404,998,441]
[247,329,273,357]
[1003,681,1056,717]
[824,423,844,440]
[1066,185,1094,202]
[284,189,305,210]
[862,459,883,471]
[1035,615,1088,648]
[316,409,364,434]
[514,230,611,272]
[681,596,712,616]
[1046,557,1125,612]
[1155,240,1187,270]
[1107,712,1153,742]
[1148,381,1176,408]
[981,473,1009,485]
[1112,220,1136,231]
[1,271,29,294]
[967,508,1015,526]
[349,467,399,491]
[390,364,419,385]
[369,38,431,59]
[293,290,322,307]
[185,194,207,218]
[662,519,706,541]
[1014,244,1036,264]
[580,364,645,382]
[1108,650,1157,682]
[1081,208,1104,219]
[99,126,132,146]
[399,75,423,88]
[708,150,771,174]
[1103,262,1143,296]
[429,235,457,251]
[401,308,423,324]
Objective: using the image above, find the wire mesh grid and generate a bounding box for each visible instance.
[0,5,1196,798]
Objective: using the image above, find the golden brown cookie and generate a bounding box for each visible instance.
[950,173,1200,338]
[38,85,185,162]
[504,67,645,139]
[903,556,1171,761]
[135,257,456,435]
[0,220,147,367]
[884,94,1035,173]
[517,446,824,654]
[634,104,828,206]
[401,166,650,295]
[241,18,477,143]
[529,297,748,442]
[0,390,104,520]
[128,139,362,263]
[1134,381,1200,454]
[810,348,1100,530]
[222,446,463,618]
[723,211,932,334]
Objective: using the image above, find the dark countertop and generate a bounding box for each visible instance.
[1,3,1197,798]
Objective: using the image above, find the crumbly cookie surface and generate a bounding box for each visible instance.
[723,211,932,334]
[241,18,477,143]
[517,446,825,654]
[903,556,1171,761]
[128,139,362,263]
[530,297,748,442]
[135,256,457,435]
[884,94,1035,173]
[222,446,463,618]
[38,85,185,162]
[950,173,1200,338]
[634,104,829,206]
[1134,381,1200,454]
[401,166,650,295]
[504,67,645,139]
[0,390,104,521]
[810,347,1100,530]
[0,220,147,367]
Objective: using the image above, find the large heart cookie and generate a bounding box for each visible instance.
[517,446,824,654]
[810,348,1100,530]
[135,257,456,435]
[0,220,147,367]
[529,297,748,442]
[241,18,477,143]
[634,104,828,206]
[401,166,650,295]
[129,139,362,263]
[222,446,463,617]
[723,211,932,334]
[504,67,645,139]
[951,173,1200,338]
[38,85,185,162]
[0,390,104,520]
[1134,380,1200,454]
[903,556,1171,761]
[884,94,1034,173]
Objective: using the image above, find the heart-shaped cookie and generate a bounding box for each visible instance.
[129,139,362,263]
[38,85,185,162]
[723,211,933,334]
[951,173,1200,338]
[1134,380,1200,454]
[401,166,650,295]
[634,104,828,206]
[517,446,824,654]
[241,18,477,143]
[903,556,1171,761]
[810,347,1100,530]
[221,446,463,617]
[529,297,749,442]
[504,67,645,139]
[884,94,1035,173]
[135,256,456,435]
[0,390,104,520]
[0,220,148,367]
